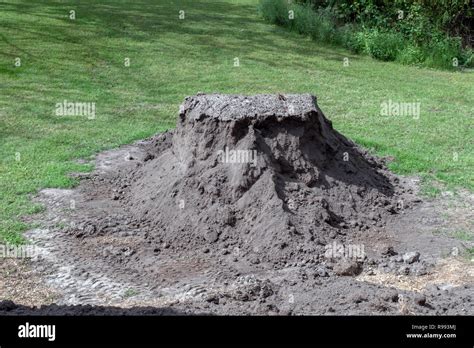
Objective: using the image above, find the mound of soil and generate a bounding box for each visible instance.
[73,94,404,266]
[20,93,472,315]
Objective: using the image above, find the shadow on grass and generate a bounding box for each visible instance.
[0,0,360,70]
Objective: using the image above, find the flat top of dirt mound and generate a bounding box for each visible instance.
[180,93,318,121]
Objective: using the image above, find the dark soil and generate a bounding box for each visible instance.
[8,94,472,315]
[0,300,188,316]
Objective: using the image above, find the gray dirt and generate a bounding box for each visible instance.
[5,94,472,315]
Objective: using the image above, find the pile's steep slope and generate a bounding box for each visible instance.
[108,94,402,265]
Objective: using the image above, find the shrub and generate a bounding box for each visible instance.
[396,45,425,65]
[291,3,317,36]
[258,0,473,70]
[462,49,474,68]
[310,8,338,44]
[366,30,405,61]
[339,25,365,53]
[258,0,289,27]
[423,36,464,69]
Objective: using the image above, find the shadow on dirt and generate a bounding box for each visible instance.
[0,300,206,316]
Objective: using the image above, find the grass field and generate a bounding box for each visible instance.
[0,0,473,244]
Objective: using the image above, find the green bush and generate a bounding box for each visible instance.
[258,0,289,27]
[423,36,465,69]
[259,1,339,45]
[365,30,405,61]
[340,26,365,53]
[295,0,473,37]
[258,0,472,70]
[396,45,425,65]
[291,3,317,35]
[463,49,474,68]
[310,8,338,44]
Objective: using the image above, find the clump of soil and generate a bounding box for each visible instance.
[75,94,404,266]
[15,94,472,315]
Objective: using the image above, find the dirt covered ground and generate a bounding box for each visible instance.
[1,94,472,315]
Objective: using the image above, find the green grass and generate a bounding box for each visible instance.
[123,288,139,298]
[450,230,473,242]
[467,247,474,261]
[433,229,474,242]
[0,0,473,244]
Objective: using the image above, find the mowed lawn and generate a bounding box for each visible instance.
[0,0,473,243]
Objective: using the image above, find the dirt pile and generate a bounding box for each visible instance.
[21,93,472,315]
[74,94,404,266]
